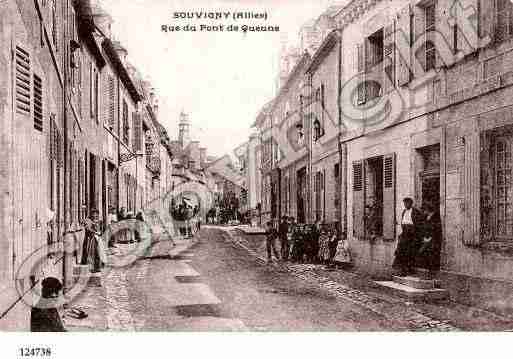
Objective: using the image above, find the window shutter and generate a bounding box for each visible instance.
[455,0,479,52]
[479,0,496,43]
[107,75,115,129]
[33,74,43,132]
[357,43,364,73]
[133,112,142,153]
[94,70,99,123]
[15,45,31,115]
[89,63,94,119]
[463,131,481,246]
[383,21,396,93]
[396,5,412,86]
[382,153,396,240]
[352,160,365,238]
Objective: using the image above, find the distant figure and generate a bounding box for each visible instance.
[265,221,280,263]
[278,216,289,261]
[135,211,145,243]
[31,277,66,332]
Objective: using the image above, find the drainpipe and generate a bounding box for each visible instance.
[63,0,71,293]
[337,29,346,236]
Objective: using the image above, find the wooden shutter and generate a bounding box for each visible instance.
[15,45,31,115]
[396,5,412,86]
[435,1,455,68]
[33,74,43,132]
[456,0,479,53]
[479,0,496,42]
[357,43,364,73]
[463,131,481,246]
[133,112,142,153]
[382,153,396,240]
[383,21,396,93]
[94,70,99,123]
[107,75,115,129]
[352,160,365,238]
[89,62,93,118]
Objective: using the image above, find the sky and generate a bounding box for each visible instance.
[98,0,340,158]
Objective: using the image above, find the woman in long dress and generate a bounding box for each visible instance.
[318,227,331,264]
[416,203,442,277]
[81,209,103,273]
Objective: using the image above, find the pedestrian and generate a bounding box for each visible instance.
[416,202,442,278]
[265,220,280,263]
[135,211,145,243]
[31,277,66,332]
[107,206,118,248]
[318,225,331,264]
[327,225,343,269]
[80,208,104,275]
[393,197,424,276]
[278,216,289,261]
[308,222,321,263]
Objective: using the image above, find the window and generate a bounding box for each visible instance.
[313,119,322,141]
[365,157,384,237]
[366,28,384,69]
[497,0,513,42]
[495,136,513,238]
[353,153,396,240]
[315,171,324,222]
[122,100,129,144]
[334,163,341,208]
[33,74,43,132]
[425,3,436,33]
[425,41,436,71]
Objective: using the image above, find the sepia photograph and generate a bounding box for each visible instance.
[1,0,513,356]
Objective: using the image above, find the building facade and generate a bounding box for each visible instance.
[0,0,173,330]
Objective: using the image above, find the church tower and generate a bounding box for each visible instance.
[178,111,191,149]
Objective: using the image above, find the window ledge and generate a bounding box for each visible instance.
[481,241,513,256]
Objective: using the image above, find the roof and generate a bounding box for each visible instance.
[305,30,340,74]
[102,38,142,103]
[270,51,311,113]
[75,0,106,68]
[252,99,274,128]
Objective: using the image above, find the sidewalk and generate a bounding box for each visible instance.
[62,232,197,331]
[222,227,513,331]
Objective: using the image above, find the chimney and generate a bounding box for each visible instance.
[91,3,113,39]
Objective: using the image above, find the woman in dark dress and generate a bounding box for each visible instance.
[81,209,103,273]
[417,203,442,277]
[31,277,66,332]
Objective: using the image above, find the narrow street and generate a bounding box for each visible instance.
[89,227,402,331]
[60,225,513,332]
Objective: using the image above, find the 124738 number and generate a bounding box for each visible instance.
[19,347,52,357]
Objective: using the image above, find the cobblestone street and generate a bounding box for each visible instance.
[61,227,513,331]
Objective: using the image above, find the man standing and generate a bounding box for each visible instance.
[393,197,424,276]
[278,216,290,261]
[265,221,280,263]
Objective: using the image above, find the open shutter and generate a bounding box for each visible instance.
[33,74,43,132]
[435,1,455,68]
[455,0,479,53]
[412,4,427,76]
[396,5,412,86]
[133,112,142,153]
[463,130,481,246]
[479,0,495,43]
[383,21,396,93]
[353,160,365,238]
[106,75,115,129]
[15,45,31,115]
[356,42,367,104]
[382,153,396,240]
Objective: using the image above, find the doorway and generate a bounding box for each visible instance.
[297,167,307,223]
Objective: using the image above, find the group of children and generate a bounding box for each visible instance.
[266,218,345,268]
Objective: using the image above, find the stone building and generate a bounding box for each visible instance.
[334,0,513,314]
[0,0,173,330]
